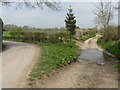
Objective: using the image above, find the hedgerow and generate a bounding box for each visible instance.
[5,31,70,43]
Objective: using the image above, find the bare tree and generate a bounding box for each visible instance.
[93,0,114,28]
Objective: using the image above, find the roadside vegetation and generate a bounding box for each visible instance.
[2,7,96,84]
[2,3,119,86]
[79,34,96,42]
[27,41,79,85]
[97,25,120,71]
[3,30,79,85]
[3,30,69,43]
[73,34,96,42]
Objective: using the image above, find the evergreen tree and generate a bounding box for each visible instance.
[65,6,76,36]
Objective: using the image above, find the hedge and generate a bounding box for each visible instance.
[8,31,70,43]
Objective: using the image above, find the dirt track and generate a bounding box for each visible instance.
[75,35,102,50]
[2,41,40,88]
[28,35,118,88]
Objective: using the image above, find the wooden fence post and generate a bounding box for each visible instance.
[0,18,3,52]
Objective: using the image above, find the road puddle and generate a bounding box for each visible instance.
[79,49,104,64]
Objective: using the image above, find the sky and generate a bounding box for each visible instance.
[0,2,118,29]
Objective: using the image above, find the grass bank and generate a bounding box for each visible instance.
[97,37,120,58]
[26,41,79,85]
[97,37,120,71]
[79,34,96,42]
[72,34,96,42]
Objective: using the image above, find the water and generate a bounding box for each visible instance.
[79,49,104,64]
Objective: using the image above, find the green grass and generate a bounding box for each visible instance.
[3,31,12,40]
[97,37,120,58]
[27,41,79,85]
[3,31,70,43]
[72,34,96,42]
[3,31,79,85]
[115,61,120,72]
[23,29,68,33]
[3,31,11,37]
[97,37,120,71]
[79,34,96,42]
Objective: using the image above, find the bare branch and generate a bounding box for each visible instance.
[93,0,114,28]
[1,0,61,11]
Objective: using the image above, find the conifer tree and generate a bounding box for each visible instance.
[65,6,76,36]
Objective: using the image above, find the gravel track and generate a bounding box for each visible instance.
[2,41,41,88]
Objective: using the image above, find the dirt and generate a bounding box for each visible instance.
[27,35,118,88]
[1,41,41,88]
[75,34,102,50]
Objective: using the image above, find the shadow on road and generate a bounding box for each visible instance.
[2,41,23,52]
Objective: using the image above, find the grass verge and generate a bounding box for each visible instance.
[3,31,80,84]
[27,41,79,85]
[72,34,96,42]
[97,37,120,58]
[97,37,120,71]
[79,34,96,42]
[3,36,79,85]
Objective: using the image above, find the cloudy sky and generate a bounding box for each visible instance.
[0,2,118,29]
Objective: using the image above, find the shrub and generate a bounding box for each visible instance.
[97,37,120,58]
[76,30,97,39]
[97,37,120,71]
[22,32,34,41]
[34,32,47,42]
[9,30,23,40]
[7,31,70,43]
[79,34,96,42]
[115,61,120,72]
[47,33,60,43]
[103,26,118,42]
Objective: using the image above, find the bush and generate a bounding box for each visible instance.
[79,34,96,42]
[5,31,70,43]
[76,30,97,39]
[106,41,120,58]
[34,32,47,42]
[47,33,60,43]
[115,61,120,72]
[97,37,120,71]
[9,30,23,40]
[103,25,118,42]
[22,32,34,41]
[97,37,120,58]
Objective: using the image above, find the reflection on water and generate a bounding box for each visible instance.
[79,49,118,64]
[79,49,104,64]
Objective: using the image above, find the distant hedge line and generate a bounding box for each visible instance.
[6,31,70,43]
[76,30,97,39]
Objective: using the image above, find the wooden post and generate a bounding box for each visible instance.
[0,18,3,52]
[0,18,3,41]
